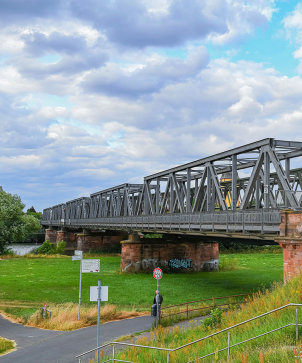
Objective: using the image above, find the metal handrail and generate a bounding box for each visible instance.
[161,293,248,310]
[160,293,248,320]
[188,323,301,362]
[75,303,302,363]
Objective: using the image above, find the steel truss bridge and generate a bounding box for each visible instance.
[41,138,302,239]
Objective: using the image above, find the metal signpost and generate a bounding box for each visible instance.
[90,280,108,363]
[72,250,100,320]
[153,267,163,328]
[72,250,83,320]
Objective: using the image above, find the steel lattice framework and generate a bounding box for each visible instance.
[41,138,302,237]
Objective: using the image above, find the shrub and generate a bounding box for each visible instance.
[36,240,54,254]
[56,240,66,254]
[203,308,223,329]
[36,240,66,255]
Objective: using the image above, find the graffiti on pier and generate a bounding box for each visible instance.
[169,258,192,269]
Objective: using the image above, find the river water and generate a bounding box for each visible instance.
[8,243,42,256]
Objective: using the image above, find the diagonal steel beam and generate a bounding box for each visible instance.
[207,163,228,211]
[192,170,207,212]
[159,178,171,214]
[240,150,265,209]
[145,181,155,215]
[266,146,299,208]
[171,173,185,213]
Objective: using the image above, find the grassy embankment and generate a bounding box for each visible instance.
[0,249,283,330]
[116,274,302,362]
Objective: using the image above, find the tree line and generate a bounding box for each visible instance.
[0,188,41,254]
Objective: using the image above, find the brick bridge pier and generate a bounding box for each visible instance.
[277,210,302,282]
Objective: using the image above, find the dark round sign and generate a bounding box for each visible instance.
[153,267,163,280]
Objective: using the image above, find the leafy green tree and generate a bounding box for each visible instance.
[26,206,42,220]
[0,189,41,254]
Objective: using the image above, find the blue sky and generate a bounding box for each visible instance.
[1,0,302,211]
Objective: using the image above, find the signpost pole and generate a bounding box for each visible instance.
[78,258,82,320]
[97,279,101,363]
[153,267,163,328]
[156,278,159,328]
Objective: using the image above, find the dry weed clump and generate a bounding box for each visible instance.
[0,336,15,355]
[26,303,143,330]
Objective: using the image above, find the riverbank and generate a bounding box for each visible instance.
[7,243,42,256]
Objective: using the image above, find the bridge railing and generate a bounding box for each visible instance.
[41,209,281,235]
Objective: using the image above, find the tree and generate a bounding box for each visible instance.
[0,189,41,254]
[26,206,42,220]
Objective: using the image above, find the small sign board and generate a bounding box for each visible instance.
[72,256,81,261]
[82,259,100,273]
[74,250,83,257]
[153,267,163,280]
[90,286,108,302]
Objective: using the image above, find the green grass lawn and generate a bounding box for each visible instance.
[0,252,283,311]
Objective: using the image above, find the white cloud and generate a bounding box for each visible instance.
[0,0,301,212]
[283,4,302,73]
[208,0,274,45]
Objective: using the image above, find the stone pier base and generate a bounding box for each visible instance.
[45,228,57,243]
[121,235,219,273]
[76,231,127,252]
[44,228,126,253]
[56,229,77,251]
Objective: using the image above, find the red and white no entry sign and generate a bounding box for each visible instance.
[153,267,163,280]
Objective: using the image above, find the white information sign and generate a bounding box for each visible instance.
[74,250,83,257]
[82,259,100,273]
[90,286,108,302]
[72,256,81,261]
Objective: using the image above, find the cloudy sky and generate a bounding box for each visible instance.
[1,0,302,211]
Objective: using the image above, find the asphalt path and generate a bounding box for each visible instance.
[0,314,154,363]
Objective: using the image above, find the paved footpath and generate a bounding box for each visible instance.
[0,314,154,363]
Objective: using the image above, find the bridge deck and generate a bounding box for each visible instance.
[42,209,281,240]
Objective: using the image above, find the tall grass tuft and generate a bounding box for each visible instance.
[26,303,142,330]
[0,336,14,354]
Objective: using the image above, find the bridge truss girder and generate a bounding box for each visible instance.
[42,139,302,226]
[139,139,302,215]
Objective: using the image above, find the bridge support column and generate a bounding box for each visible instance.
[76,230,127,252]
[56,229,77,252]
[121,235,219,273]
[277,210,302,283]
[45,227,57,243]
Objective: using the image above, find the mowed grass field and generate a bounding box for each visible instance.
[0,252,283,311]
